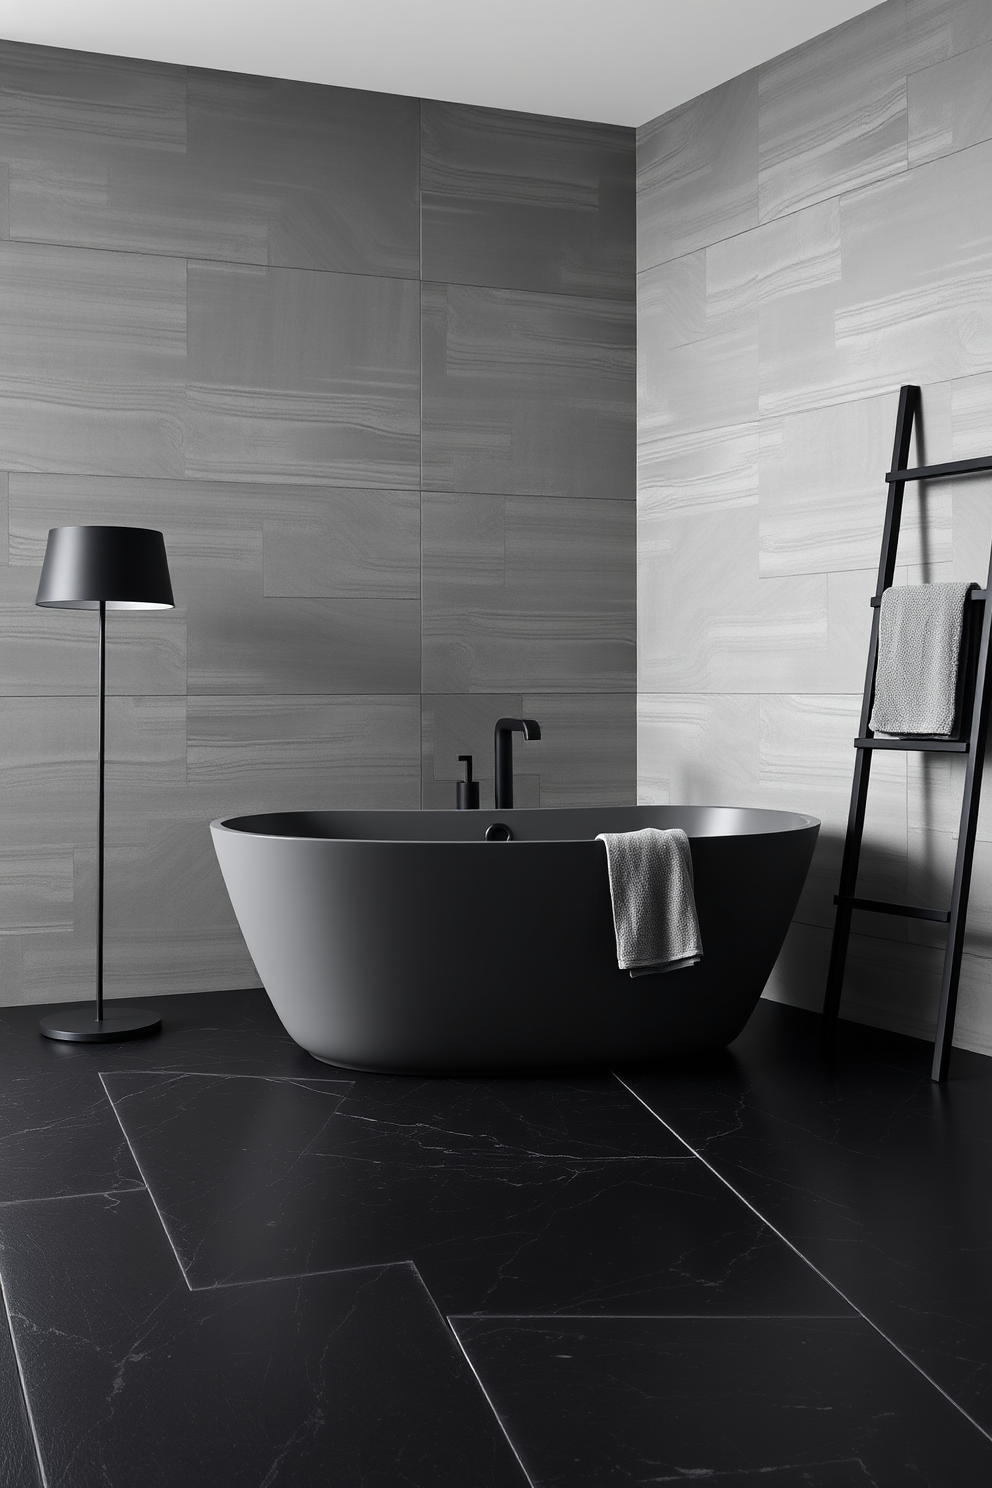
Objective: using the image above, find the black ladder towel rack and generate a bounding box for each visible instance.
[821,384,992,1082]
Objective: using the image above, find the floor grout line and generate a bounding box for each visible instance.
[98,1073,196,1294]
[448,1324,537,1488]
[0,1186,143,1209]
[613,1072,992,1446]
[447,1312,853,1321]
[0,1264,50,1488]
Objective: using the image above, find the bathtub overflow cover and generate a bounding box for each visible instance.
[485,823,512,842]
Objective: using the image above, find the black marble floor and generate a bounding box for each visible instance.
[1,991,992,1485]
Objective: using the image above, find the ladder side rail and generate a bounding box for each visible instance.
[822,385,919,1030]
[932,587,992,1082]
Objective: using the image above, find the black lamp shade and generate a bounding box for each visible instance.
[36,526,174,611]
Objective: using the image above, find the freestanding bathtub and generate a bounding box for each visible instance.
[211,805,818,1072]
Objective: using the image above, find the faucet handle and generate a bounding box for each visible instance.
[456,754,480,810]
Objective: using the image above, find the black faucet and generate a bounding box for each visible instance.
[493,718,541,810]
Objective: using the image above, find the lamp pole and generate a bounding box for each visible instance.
[96,598,106,1024]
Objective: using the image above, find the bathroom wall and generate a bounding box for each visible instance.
[0,41,636,1005]
[637,0,992,1052]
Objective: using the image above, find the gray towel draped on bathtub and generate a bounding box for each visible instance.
[869,581,977,739]
[595,827,703,978]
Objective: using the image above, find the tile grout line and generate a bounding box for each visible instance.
[447,1327,537,1488]
[613,1072,992,1446]
[399,1259,536,1487]
[447,1312,849,1321]
[97,1072,196,1294]
[0,1265,50,1488]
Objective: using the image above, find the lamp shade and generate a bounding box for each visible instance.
[36,526,174,610]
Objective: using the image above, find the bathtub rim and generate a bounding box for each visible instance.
[210,804,821,845]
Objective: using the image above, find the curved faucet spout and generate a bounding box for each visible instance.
[493,718,542,810]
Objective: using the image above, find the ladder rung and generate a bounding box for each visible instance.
[854,737,969,752]
[835,894,951,924]
[870,589,988,607]
[886,455,992,482]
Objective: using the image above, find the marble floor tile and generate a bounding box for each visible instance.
[0,1309,38,1488]
[0,1188,526,1488]
[625,1000,992,1433]
[101,1069,846,1317]
[0,1064,142,1203]
[453,1312,992,1486]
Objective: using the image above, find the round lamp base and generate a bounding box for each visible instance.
[39,1006,162,1043]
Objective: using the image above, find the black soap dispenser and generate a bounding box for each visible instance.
[456,755,480,810]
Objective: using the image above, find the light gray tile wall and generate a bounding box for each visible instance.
[637,0,992,1055]
[0,40,636,1006]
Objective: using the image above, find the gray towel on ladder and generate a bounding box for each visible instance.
[869,582,976,738]
[596,827,702,977]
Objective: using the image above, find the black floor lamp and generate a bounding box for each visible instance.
[35,526,175,1043]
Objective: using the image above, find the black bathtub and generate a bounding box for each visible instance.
[211,805,818,1072]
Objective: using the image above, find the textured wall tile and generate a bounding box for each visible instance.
[186,571,420,695]
[0,45,420,275]
[185,262,420,486]
[0,697,95,845]
[759,145,992,418]
[422,692,525,810]
[753,198,842,303]
[906,830,992,955]
[758,693,908,934]
[908,40,992,165]
[639,312,757,442]
[0,563,187,696]
[422,283,635,498]
[0,846,73,934]
[262,489,420,599]
[637,72,757,271]
[422,101,633,298]
[520,693,635,806]
[835,142,992,386]
[638,508,859,694]
[423,494,635,692]
[762,921,943,1031]
[635,251,706,350]
[186,695,421,811]
[757,4,911,223]
[0,241,185,475]
[758,393,953,577]
[636,694,761,808]
[638,244,757,446]
[907,0,992,62]
[187,71,420,275]
[638,423,758,518]
[421,692,633,809]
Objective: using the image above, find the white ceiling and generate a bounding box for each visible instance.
[0,0,885,127]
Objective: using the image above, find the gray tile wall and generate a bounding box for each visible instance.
[0,42,636,1006]
[637,0,992,1055]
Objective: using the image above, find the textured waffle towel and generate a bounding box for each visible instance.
[869,582,976,738]
[595,827,702,978]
